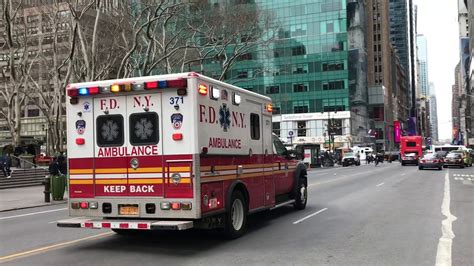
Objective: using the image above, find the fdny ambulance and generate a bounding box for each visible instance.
[57,72,308,238]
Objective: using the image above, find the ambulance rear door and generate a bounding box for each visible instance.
[93,92,163,198]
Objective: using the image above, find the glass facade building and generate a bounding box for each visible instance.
[202,0,369,149]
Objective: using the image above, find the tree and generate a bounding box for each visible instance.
[184,0,277,82]
[0,0,34,146]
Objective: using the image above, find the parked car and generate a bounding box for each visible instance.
[342,152,360,167]
[443,152,464,168]
[418,153,443,170]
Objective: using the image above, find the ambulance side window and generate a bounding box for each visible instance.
[250,113,260,140]
[272,135,287,156]
[96,115,124,147]
[129,112,159,145]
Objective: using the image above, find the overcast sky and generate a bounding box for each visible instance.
[414,0,459,140]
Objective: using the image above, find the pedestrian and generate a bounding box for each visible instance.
[1,154,11,178]
[49,156,60,176]
[57,153,67,176]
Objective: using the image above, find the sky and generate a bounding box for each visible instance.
[414,0,459,140]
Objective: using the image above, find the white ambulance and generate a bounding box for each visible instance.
[58,72,308,238]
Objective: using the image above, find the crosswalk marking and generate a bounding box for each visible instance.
[452,175,474,182]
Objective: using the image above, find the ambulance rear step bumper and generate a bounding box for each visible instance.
[57,218,193,231]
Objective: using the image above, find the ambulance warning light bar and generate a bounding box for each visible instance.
[67,78,188,97]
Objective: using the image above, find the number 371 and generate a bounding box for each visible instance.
[169,96,184,105]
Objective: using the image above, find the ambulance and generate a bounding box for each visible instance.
[57,72,308,238]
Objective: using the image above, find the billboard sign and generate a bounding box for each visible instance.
[394,121,401,143]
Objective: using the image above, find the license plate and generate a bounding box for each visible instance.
[119,205,139,215]
[209,198,218,209]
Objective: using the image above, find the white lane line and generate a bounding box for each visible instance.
[0,208,67,221]
[435,172,457,266]
[293,208,328,225]
[376,182,385,187]
[401,173,406,176]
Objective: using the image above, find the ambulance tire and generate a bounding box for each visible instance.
[224,190,248,239]
[293,176,307,210]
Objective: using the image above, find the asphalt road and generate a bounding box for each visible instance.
[0,162,472,265]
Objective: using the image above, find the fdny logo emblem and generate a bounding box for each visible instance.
[76,120,86,135]
[83,101,91,112]
[219,104,231,132]
[171,113,183,130]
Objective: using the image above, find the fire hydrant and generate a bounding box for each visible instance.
[42,175,51,203]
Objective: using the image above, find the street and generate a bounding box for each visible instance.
[0,163,472,266]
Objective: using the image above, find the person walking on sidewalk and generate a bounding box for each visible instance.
[1,153,11,178]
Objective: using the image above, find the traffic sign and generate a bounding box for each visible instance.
[288,131,294,136]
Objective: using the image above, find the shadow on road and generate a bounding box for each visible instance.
[72,204,326,255]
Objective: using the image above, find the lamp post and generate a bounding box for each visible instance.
[42,124,49,156]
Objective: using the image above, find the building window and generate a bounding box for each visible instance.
[292,64,308,74]
[27,109,40,117]
[328,119,343,135]
[272,122,280,137]
[293,83,308,92]
[326,22,334,33]
[322,62,344,71]
[294,106,309,113]
[292,45,306,56]
[250,113,260,140]
[322,80,345,90]
[297,121,307,137]
[265,85,280,94]
[272,107,281,114]
[290,24,307,37]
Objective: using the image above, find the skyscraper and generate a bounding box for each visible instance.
[429,83,439,142]
[389,0,418,124]
[416,34,429,98]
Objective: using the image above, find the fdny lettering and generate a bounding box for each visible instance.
[133,95,153,108]
[104,185,126,193]
[97,145,158,157]
[231,112,245,128]
[199,104,246,128]
[100,99,118,110]
[208,137,242,149]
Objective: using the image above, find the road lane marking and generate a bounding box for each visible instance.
[376,182,385,187]
[0,208,67,221]
[435,172,457,266]
[293,208,328,224]
[0,232,114,263]
[401,173,406,176]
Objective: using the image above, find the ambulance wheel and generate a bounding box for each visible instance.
[294,177,307,210]
[224,190,247,239]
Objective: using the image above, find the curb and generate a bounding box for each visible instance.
[0,201,67,213]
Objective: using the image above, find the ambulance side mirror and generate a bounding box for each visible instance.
[286,149,302,160]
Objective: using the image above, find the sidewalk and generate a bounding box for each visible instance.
[0,186,67,212]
